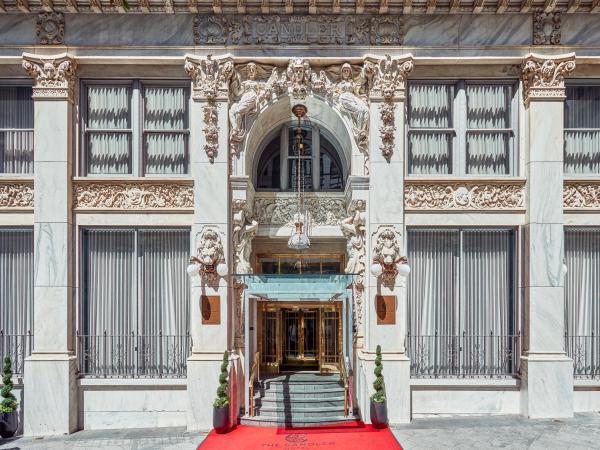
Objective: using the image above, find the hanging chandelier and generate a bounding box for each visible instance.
[288,104,311,251]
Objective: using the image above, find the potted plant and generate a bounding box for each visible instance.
[0,356,19,438]
[370,345,388,429]
[212,350,231,434]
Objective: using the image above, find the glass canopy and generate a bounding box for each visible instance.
[236,274,355,301]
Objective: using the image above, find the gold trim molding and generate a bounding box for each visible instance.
[73,180,194,210]
[564,180,600,210]
[405,179,525,211]
[0,180,34,209]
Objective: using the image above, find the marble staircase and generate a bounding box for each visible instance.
[240,372,357,427]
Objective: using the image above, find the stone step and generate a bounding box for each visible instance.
[253,405,346,419]
[253,385,345,396]
[240,414,357,428]
[254,396,346,408]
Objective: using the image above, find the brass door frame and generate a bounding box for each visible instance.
[258,301,342,373]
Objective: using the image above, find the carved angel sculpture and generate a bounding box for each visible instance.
[229,63,278,155]
[335,63,370,151]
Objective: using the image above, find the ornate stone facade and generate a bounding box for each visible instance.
[253,195,346,226]
[521,53,576,103]
[36,12,65,45]
[533,12,561,45]
[73,182,194,210]
[0,182,34,208]
[564,181,600,209]
[22,53,77,99]
[404,181,525,210]
[193,15,403,46]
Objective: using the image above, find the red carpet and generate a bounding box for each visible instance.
[198,421,402,450]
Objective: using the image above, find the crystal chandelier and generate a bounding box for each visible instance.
[288,104,311,251]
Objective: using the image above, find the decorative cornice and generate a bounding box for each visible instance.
[521,52,576,104]
[404,180,525,210]
[533,12,561,45]
[0,181,34,209]
[253,194,347,226]
[36,12,64,45]
[564,180,600,209]
[73,181,194,210]
[22,53,77,100]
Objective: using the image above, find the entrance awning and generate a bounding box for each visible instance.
[236,274,355,301]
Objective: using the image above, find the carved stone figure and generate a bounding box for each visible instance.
[229,63,278,155]
[372,226,407,286]
[232,199,259,274]
[283,58,312,99]
[340,199,366,285]
[192,227,225,284]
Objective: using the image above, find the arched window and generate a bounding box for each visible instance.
[256,125,344,191]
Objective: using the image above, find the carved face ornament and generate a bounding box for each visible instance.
[198,229,223,266]
[341,63,352,81]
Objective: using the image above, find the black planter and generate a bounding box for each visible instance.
[0,411,19,438]
[370,400,388,429]
[213,405,230,434]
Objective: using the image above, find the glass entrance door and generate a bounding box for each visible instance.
[282,308,319,369]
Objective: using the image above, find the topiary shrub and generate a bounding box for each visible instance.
[213,350,230,408]
[370,345,386,403]
[0,356,18,413]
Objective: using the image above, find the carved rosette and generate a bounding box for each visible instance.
[521,53,576,104]
[22,53,77,100]
[533,12,561,45]
[185,54,234,163]
[253,195,346,226]
[73,183,194,210]
[404,181,525,210]
[36,12,65,45]
[564,182,600,209]
[0,182,34,208]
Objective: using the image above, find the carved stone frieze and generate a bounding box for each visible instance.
[533,12,561,46]
[253,195,346,226]
[563,182,600,209]
[193,15,403,46]
[22,53,77,100]
[404,181,525,210]
[0,182,34,208]
[521,53,576,103]
[36,12,65,45]
[73,183,194,209]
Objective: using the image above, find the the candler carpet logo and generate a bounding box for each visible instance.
[261,432,336,448]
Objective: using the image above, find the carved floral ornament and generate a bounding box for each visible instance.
[0,182,34,208]
[22,53,77,100]
[563,182,600,209]
[73,182,194,210]
[521,53,576,104]
[404,182,525,210]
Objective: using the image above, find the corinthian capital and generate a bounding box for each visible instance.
[365,54,414,101]
[521,53,576,104]
[22,52,77,100]
[184,53,234,101]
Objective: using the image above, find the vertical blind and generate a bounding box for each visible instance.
[407,228,515,375]
[143,87,189,175]
[0,229,34,334]
[408,82,515,176]
[86,86,132,174]
[565,86,600,174]
[85,83,189,176]
[408,84,454,175]
[0,87,34,174]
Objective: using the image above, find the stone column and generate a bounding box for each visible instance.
[184,54,236,431]
[21,53,78,435]
[361,54,413,424]
[520,53,575,419]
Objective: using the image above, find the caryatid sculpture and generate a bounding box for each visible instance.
[232,199,259,274]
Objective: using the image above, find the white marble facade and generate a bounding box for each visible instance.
[0,10,599,436]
